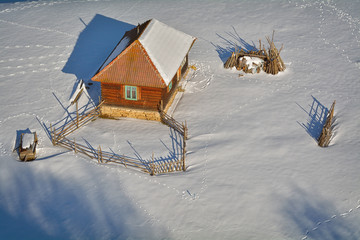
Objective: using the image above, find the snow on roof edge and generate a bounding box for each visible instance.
[139,19,196,85]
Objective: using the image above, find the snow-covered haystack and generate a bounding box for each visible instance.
[237,56,264,74]
[224,32,285,75]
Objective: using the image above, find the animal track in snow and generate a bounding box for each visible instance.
[184,62,214,93]
[293,0,360,66]
[0,0,112,15]
[0,45,73,49]
[0,53,69,64]
[0,18,76,38]
[0,67,62,80]
[301,203,360,240]
[0,60,66,70]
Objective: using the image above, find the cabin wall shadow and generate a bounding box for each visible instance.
[62,14,135,103]
[62,14,134,81]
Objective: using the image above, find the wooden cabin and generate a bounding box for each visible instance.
[91,19,196,120]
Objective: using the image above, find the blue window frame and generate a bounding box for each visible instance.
[125,86,137,100]
[168,82,172,92]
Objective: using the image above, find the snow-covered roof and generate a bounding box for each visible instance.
[93,19,196,87]
[22,133,34,149]
[139,19,196,85]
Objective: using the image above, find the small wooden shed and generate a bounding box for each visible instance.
[91,19,196,120]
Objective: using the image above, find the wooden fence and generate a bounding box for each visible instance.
[52,131,185,175]
[53,135,149,173]
[159,110,187,138]
[318,100,336,147]
[159,109,187,171]
[51,101,104,143]
[49,101,187,175]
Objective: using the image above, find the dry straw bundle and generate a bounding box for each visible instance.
[224,31,285,75]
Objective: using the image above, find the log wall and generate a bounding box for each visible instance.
[101,83,163,110]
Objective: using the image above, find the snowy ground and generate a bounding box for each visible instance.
[1,0,360,239]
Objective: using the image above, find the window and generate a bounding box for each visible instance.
[168,82,172,92]
[125,86,137,100]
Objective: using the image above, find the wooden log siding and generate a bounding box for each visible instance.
[101,82,121,105]
[101,82,163,110]
[161,73,179,107]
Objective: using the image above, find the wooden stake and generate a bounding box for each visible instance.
[182,123,187,172]
[151,152,155,176]
[318,100,336,147]
[76,100,79,127]
[74,138,77,154]
[50,123,54,145]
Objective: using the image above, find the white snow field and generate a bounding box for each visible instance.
[1,0,360,239]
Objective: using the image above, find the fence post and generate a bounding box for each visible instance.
[182,125,186,172]
[318,100,336,147]
[98,145,102,163]
[50,123,55,145]
[182,122,187,171]
[74,138,77,154]
[76,101,79,128]
[150,152,155,176]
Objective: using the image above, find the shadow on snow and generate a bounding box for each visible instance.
[127,127,185,172]
[38,92,184,173]
[211,26,258,63]
[297,96,328,142]
[62,14,135,104]
[0,161,169,240]
[279,184,360,239]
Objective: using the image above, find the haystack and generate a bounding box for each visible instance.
[262,35,285,75]
[224,31,285,75]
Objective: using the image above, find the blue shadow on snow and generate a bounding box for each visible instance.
[279,183,360,240]
[297,96,328,141]
[211,26,258,63]
[62,14,135,104]
[62,14,134,80]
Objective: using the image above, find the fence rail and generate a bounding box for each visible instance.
[159,108,187,172]
[52,101,104,141]
[49,101,187,175]
[159,110,187,138]
[54,136,149,172]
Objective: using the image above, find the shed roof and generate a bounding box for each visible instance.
[92,19,196,87]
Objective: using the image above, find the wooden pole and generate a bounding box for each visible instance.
[76,100,79,128]
[99,145,102,163]
[50,123,54,145]
[318,100,336,147]
[151,152,155,176]
[182,122,187,171]
[97,145,100,163]
[74,138,77,154]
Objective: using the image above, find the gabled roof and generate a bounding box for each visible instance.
[92,40,164,88]
[92,19,196,87]
[138,19,196,85]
